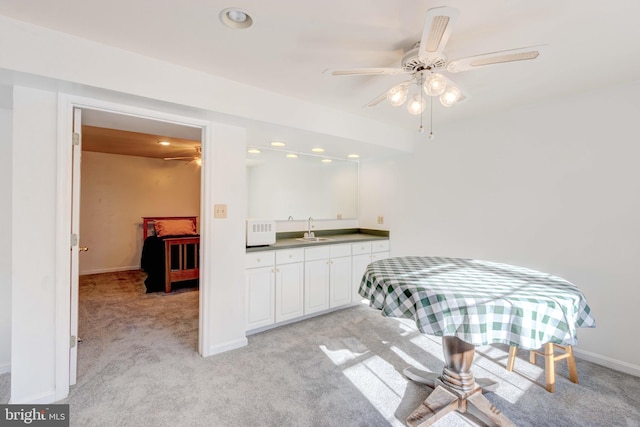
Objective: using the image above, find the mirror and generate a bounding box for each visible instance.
[246,149,358,220]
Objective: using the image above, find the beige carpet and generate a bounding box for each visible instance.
[2,270,639,426]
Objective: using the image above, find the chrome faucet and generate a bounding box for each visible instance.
[305,217,315,238]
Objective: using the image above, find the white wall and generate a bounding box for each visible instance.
[358,156,396,231]
[202,123,248,355]
[360,80,640,374]
[79,151,201,275]
[11,86,58,402]
[0,88,12,374]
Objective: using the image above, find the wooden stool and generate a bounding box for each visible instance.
[506,343,578,393]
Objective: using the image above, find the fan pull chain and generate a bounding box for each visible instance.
[418,80,424,133]
[429,96,434,140]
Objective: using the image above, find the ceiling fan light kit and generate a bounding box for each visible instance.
[328,5,545,133]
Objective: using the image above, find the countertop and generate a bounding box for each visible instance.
[246,230,389,252]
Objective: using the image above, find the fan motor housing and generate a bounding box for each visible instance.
[401,44,447,73]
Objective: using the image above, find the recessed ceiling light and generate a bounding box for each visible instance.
[247,148,261,154]
[321,158,333,163]
[347,154,360,158]
[286,154,298,158]
[158,141,171,146]
[271,141,286,147]
[219,8,253,29]
[311,148,325,153]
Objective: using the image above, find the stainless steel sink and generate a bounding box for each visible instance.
[295,237,333,243]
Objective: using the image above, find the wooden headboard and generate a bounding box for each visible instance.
[142,216,198,241]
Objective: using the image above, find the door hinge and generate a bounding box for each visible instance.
[72,132,80,146]
[70,335,77,349]
[71,234,78,246]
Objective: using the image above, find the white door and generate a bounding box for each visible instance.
[352,253,372,301]
[246,266,275,329]
[275,262,304,322]
[69,107,82,385]
[330,256,352,308]
[304,259,330,314]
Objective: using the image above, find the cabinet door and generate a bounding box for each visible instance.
[304,258,330,315]
[246,266,275,330]
[352,253,372,302]
[275,262,304,323]
[330,256,352,308]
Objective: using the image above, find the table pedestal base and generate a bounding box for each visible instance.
[404,337,515,427]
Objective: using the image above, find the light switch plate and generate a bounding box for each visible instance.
[214,204,227,218]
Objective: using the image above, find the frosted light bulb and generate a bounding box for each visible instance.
[406,94,426,115]
[424,73,447,96]
[440,86,461,107]
[386,85,408,106]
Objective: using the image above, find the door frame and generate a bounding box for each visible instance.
[55,94,213,400]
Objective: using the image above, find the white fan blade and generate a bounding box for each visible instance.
[363,80,413,108]
[447,45,547,73]
[419,6,459,60]
[326,67,408,76]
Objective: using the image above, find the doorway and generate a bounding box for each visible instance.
[65,100,211,389]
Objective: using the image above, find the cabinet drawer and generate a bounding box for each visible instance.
[245,251,275,269]
[351,242,372,255]
[276,248,304,264]
[330,244,351,258]
[372,240,390,253]
[305,246,331,261]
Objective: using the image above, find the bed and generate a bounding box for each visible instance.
[140,216,200,293]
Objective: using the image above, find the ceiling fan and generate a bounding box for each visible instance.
[327,6,545,136]
[163,146,202,165]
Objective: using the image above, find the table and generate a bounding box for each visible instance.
[359,256,596,426]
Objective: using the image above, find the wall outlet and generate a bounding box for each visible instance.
[214,204,227,218]
[377,215,384,224]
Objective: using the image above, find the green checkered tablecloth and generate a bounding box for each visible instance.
[359,256,596,350]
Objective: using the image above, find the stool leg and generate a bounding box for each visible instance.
[544,342,555,393]
[565,345,579,384]
[529,349,537,365]
[506,345,517,371]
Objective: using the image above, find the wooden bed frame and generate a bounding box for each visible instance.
[142,216,200,293]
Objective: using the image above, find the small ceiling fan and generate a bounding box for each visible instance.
[163,146,202,164]
[327,6,545,135]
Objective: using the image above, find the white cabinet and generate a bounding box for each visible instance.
[304,244,353,314]
[275,249,304,323]
[245,251,276,330]
[246,249,304,329]
[247,238,388,332]
[351,240,390,301]
[304,246,331,314]
[329,245,352,308]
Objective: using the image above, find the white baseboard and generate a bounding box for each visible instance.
[79,265,140,276]
[0,362,10,375]
[205,337,248,357]
[574,348,640,377]
[9,389,57,404]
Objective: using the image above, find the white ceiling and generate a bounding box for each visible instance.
[2,0,639,152]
